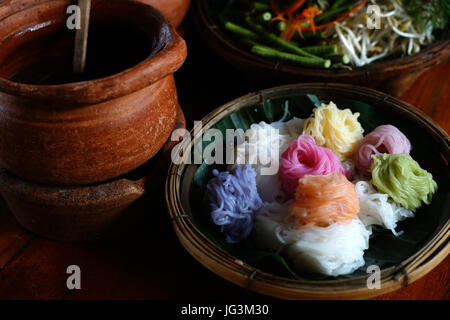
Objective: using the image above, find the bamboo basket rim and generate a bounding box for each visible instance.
[166,83,450,299]
[192,0,450,77]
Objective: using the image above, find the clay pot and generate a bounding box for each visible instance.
[0,106,186,242]
[0,0,187,186]
[138,0,191,28]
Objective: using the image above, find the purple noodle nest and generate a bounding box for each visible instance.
[204,165,263,243]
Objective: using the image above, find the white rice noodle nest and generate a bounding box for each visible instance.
[253,201,372,276]
[354,180,414,236]
[229,115,305,203]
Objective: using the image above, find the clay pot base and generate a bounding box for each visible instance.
[0,106,186,243]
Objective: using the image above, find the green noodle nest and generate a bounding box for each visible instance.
[371,154,438,212]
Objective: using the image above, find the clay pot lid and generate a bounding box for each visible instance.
[0,0,187,104]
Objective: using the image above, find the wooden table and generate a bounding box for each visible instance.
[0,31,448,300]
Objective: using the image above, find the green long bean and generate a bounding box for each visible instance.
[275,20,287,32]
[224,21,261,41]
[244,16,323,60]
[315,3,355,24]
[331,0,349,10]
[251,1,270,11]
[324,53,351,64]
[302,45,338,56]
[237,37,266,48]
[251,45,331,68]
[259,11,272,23]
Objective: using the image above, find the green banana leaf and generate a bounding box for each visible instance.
[189,94,449,281]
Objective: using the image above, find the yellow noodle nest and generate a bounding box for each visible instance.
[302,102,364,159]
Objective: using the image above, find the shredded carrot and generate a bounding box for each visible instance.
[286,0,307,14]
[270,0,286,22]
[282,6,322,41]
[272,0,368,42]
[302,0,368,31]
[271,0,307,22]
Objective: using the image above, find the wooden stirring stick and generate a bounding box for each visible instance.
[73,0,91,74]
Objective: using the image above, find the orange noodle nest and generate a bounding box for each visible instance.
[289,172,360,228]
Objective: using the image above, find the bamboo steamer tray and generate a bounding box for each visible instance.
[166,83,449,299]
[192,0,450,97]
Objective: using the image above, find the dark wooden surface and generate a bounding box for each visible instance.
[0,26,448,300]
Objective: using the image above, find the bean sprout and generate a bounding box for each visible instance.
[321,0,435,67]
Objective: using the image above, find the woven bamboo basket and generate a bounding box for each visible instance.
[166,83,449,299]
[192,0,450,97]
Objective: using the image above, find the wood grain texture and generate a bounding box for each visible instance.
[0,30,448,300]
[400,58,450,133]
[0,200,33,271]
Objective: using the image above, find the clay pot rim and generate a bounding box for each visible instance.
[0,0,187,104]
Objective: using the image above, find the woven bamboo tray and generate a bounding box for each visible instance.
[166,83,449,299]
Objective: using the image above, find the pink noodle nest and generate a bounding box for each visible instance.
[354,124,411,175]
[280,134,349,199]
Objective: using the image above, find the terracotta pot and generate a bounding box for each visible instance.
[0,106,186,242]
[0,0,187,186]
[138,0,191,28]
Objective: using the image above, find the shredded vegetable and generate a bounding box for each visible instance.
[321,0,435,66]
